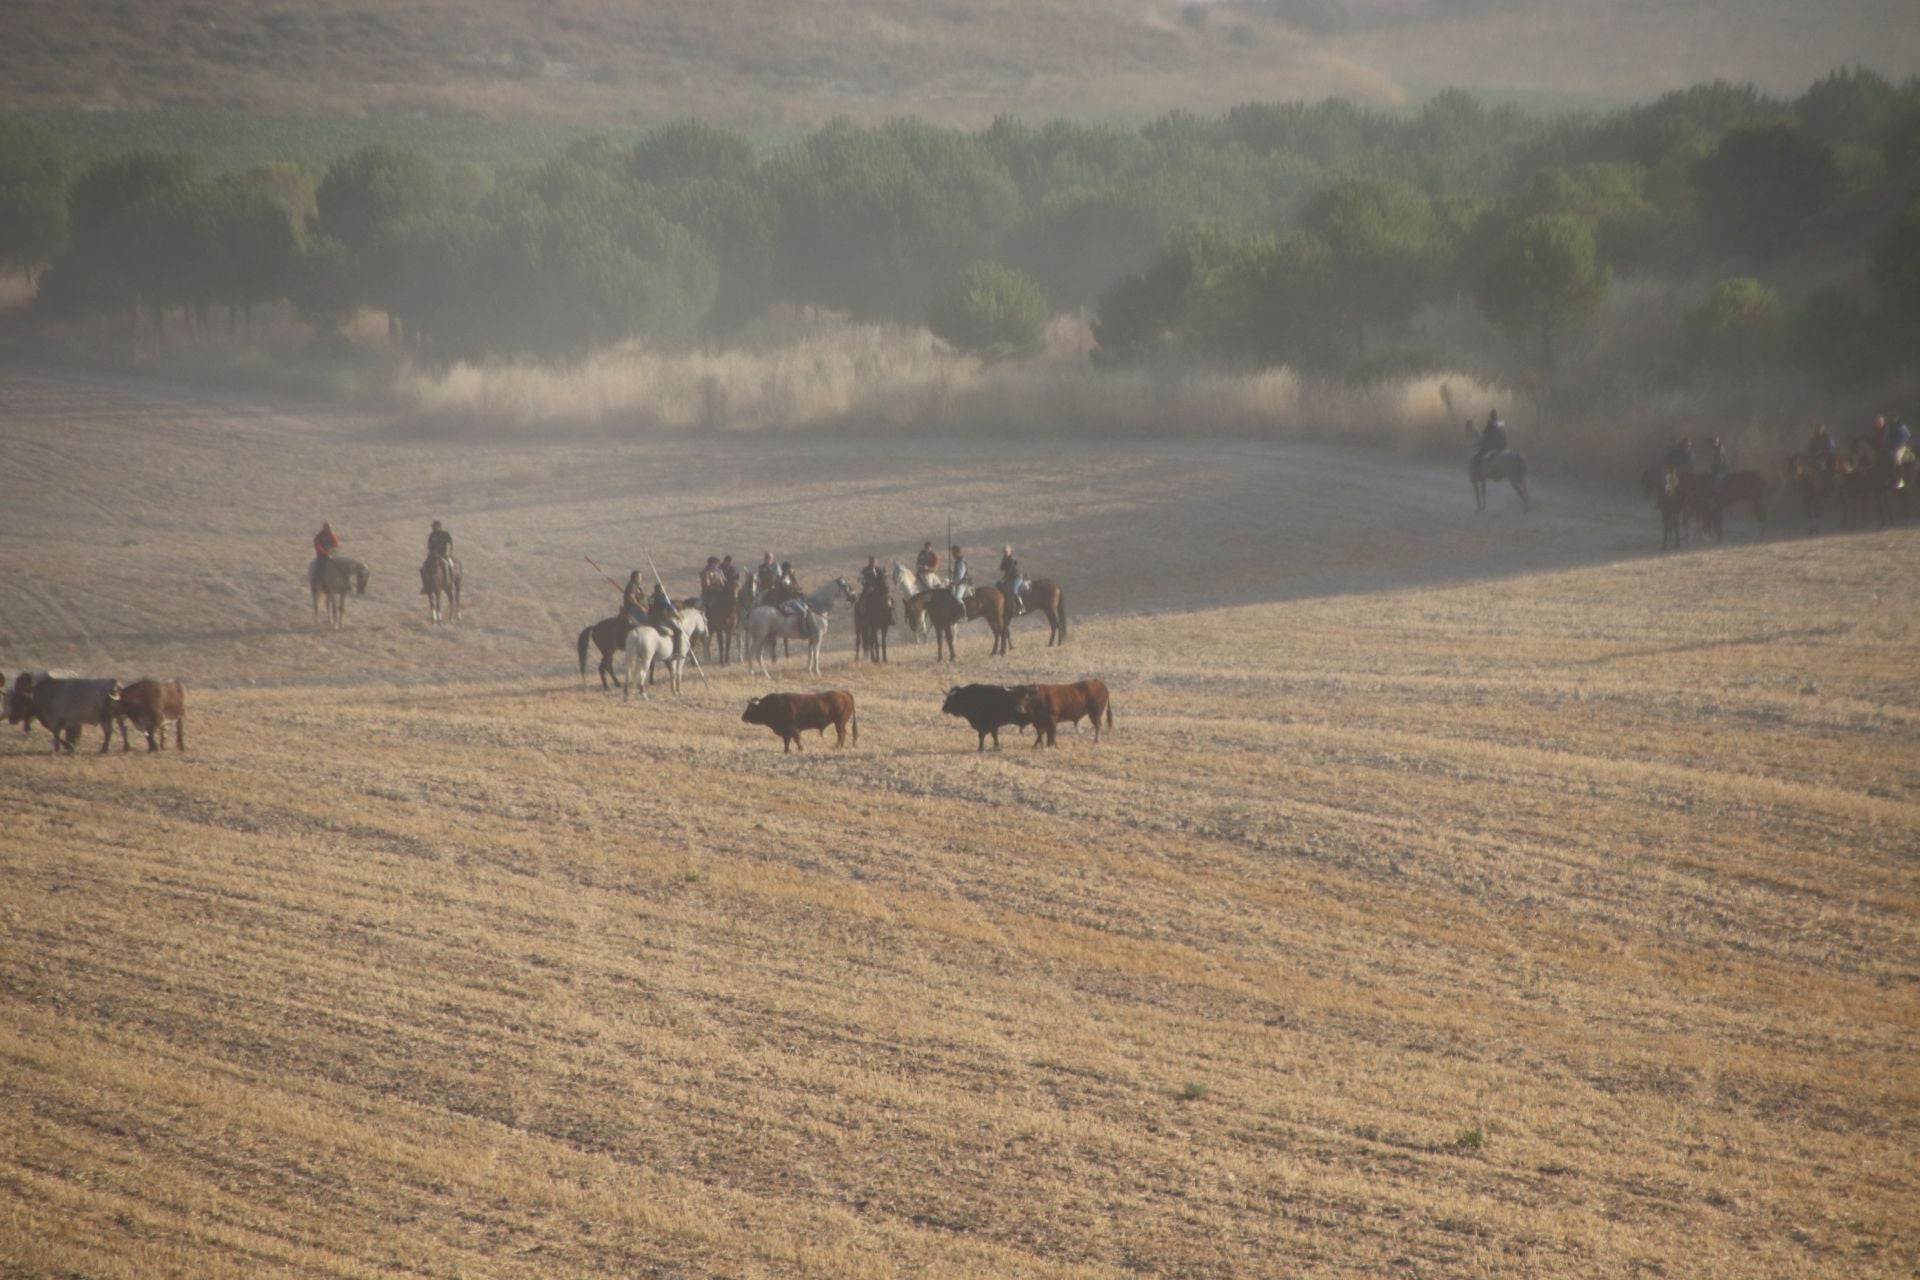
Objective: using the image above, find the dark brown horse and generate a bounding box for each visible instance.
[577,613,636,690]
[1689,470,1768,541]
[1008,578,1068,646]
[1643,468,1687,550]
[908,586,1011,661]
[854,586,893,663]
[425,556,461,623]
[1787,454,1837,534]
[702,583,741,665]
[1838,444,1914,529]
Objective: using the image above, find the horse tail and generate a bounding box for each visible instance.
[576,625,592,680]
[850,708,858,747]
[1058,590,1068,640]
[1105,700,1113,730]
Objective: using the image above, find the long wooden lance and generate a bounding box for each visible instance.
[584,554,628,596]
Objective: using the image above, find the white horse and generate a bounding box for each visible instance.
[621,608,711,701]
[740,577,855,676]
[891,560,939,642]
[745,604,827,677]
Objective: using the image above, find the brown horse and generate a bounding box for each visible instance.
[1652,470,1687,550]
[703,583,741,665]
[425,556,461,623]
[1690,470,1768,541]
[1008,578,1068,646]
[1838,444,1914,529]
[311,555,369,628]
[1787,454,1837,534]
[908,586,1011,660]
[577,613,636,690]
[854,586,893,663]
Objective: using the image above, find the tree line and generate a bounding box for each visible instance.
[2,69,1917,384]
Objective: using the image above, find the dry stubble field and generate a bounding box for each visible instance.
[1,366,1917,1278]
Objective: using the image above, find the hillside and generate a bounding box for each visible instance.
[1,365,1916,1277]
[4,0,1917,126]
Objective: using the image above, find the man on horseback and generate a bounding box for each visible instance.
[776,561,800,599]
[720,554,740,592]
[1706,434,1732,495]
[646,580,685,661]
[1473,410,1508,471]
[1808,423,1837,475]
[622,570,647,625]
[859,555,887,595]
[420,520,454,595]
[915,541,941,592]
[998,545,1026,615]
[1665,435,1696,477]
[755,551,779,597]
[310,522,339,594]
[1884,417,1914,486]
[948,546,971,604]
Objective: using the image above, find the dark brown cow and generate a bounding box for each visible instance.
[28,677,121,753]
[6,670,74,734]
[1014,679,1113,748]
[941,683,1034,751]
[741,691,858,753]
[114,679,186,751]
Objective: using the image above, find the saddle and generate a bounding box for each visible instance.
[779,599,809,619]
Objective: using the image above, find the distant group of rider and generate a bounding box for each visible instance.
[1470,404,1916,497]
[309,519,457,594]
[611,542,1032,661]
[1790,415,1913,482]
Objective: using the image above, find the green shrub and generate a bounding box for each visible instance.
[927,261,1050,361]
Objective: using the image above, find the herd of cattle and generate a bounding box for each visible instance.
[3,669,1113,757]
[742,679,1113,753]
[4,671,186,754]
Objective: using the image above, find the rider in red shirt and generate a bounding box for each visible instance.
[314,522,339,559]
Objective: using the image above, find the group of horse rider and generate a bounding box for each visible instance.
[1793,415,1913,484]
[307,519,456,593]
[1663,414,1913,494]
[904,540,1027,613]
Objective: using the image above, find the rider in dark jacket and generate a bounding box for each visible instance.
[998,545,1026,615]
[1666,436,1696,476]
[646,582,684,659]
[1473,411,1507,472]
[421,520,453,595]
[1706,434,1731,492]
[1808,424,1837,474]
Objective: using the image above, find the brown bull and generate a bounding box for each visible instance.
[1014,679,1113,748]
[741,691,858,753]
[114,679,186,751]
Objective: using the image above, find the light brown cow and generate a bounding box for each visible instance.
[115,679,186,752]
[1013,679,1112,748]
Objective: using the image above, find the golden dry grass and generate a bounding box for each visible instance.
[1,365,1917,1277]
